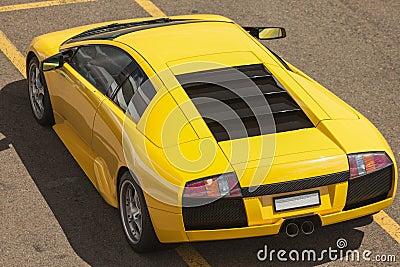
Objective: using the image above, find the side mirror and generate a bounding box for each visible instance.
[244,27,286,40]
[40,53,64,72]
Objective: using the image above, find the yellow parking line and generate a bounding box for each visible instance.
[134,0,166,17]
[0,0,96,13]
[373,211,400,243]
[176,244,211,267]
[0,30,25,77]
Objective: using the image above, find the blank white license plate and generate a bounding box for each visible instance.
[274,191,320,212]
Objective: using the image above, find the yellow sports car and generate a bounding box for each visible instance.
[26,15,397,252]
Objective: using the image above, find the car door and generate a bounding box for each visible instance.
[45,44,135,183]
[91,58,158,206]
[65,44,133,143]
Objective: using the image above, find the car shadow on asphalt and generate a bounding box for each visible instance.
[0,80,185,267]
[191,216,372,266]
[1,80,371,267]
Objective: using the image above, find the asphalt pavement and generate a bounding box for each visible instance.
[0,0,399,266]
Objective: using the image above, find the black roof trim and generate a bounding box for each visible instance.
[62,19,232,45]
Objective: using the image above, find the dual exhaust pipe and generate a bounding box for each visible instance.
[285,220,315,237]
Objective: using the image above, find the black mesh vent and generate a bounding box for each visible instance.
[344,165,393,211]
[177,64,314,142]
[182,198,248,230]
[241,171,349,197]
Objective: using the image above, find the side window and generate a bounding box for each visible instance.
[113,66,156,123]
[69,45,133,94]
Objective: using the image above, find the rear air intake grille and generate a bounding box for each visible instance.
[182,198,248,230]
[344,165,393,211]
[177,64,314,142]
[241,171,350,197]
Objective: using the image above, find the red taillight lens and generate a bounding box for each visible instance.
[204,178,220,196]
[374,154,392,169]
[184,181,207,197]
[225,172,242,197]
[348,155,359,179]
[348,152,392,179]
[183,173,242,198]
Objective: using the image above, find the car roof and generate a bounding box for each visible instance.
[113,17,270,73]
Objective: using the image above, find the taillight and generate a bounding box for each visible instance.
[348,152,392,179]
[183,172,242,198]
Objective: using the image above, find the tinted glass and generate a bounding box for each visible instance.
[113,66,156,123]
[70,45,133,94]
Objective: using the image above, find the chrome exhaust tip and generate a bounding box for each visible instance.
[301,220,315,235]
[285,222,299,237]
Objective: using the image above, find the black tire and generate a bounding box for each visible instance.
[118,171,160,252]
[27,56,55,126]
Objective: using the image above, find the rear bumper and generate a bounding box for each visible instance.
[188,197,394,242]
[149,196,394,243]
[320,198,393,226]
[148,165,396,243]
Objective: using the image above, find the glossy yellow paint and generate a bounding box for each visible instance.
[234,150,348,187]
[186,220,283,242]
[26,15,397,243]
[219,128,341,165]
[167,51,261,75]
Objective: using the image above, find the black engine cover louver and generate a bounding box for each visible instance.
[177,64,313,141]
